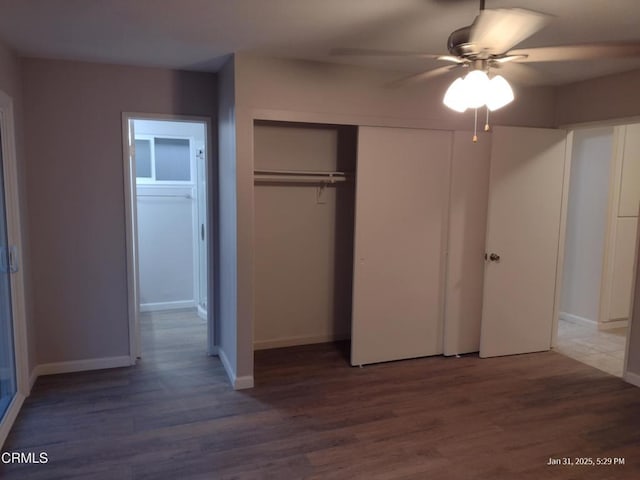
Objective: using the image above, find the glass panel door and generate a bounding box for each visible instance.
[0,127,16,420]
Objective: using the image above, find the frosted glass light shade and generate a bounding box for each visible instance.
[463,70,490,108]
[443,77,468,112]
[486,75,514,111]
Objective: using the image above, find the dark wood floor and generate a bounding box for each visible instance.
[2,311,640,479]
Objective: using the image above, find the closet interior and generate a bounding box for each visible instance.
[253,121,357,352]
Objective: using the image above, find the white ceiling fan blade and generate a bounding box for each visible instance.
[470,8,551,55]
[330,47,440,59]
[493,54,528,64]
[437,55,465,64]
[390,65,459,87]
[509,42,640,62]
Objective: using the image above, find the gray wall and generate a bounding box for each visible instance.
[556,70,640,126]
[21,58,216,365]
[0,40,36,373]
[217,57,238,377]
[229,53,559,381]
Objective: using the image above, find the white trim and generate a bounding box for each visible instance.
[234,375,255,390]
[599,319,629,330]
[253,334,350,351]
[623,370,640,387]
[0,89,30,449]
[218,347,234,384]
[0,392,25,448]
[29,368,38,391]
[551,130,573,348]
[122,114,140,363]
[598,126,626,326]
[197,304,207,320]
[32,356,132,377]
[218,347,254,390]
[139,300,196,313]
[559,115,640,131]
[559,311,597,326]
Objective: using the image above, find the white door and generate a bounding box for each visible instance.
[351,127,451,366]
[480,126,567,358]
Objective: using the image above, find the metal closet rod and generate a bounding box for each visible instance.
[254,169,350,176]
[253,169,352,184]
[137,193,193,199]
[254,175,348,184]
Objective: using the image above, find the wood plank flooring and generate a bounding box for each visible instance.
[2,311,640,479]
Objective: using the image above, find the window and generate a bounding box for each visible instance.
[135,135,193,183]
[135,139,152,178]
[154,138,190,181]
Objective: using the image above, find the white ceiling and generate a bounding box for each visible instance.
[1,0,640,85]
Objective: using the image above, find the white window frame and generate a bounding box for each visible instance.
[0,89,29,449]
[135,133,195,185]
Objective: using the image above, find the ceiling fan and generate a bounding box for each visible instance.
[332,0,640,141]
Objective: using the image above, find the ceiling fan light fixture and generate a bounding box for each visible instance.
[443,77,468,112]
[486,75,514,111]
[463,70,490,109]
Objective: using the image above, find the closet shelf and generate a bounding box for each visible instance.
[254,169,353,185]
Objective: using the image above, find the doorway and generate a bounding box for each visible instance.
[123,115,213,361]
[555,125,638,377]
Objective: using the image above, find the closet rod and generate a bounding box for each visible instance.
[254,174,348,184]
[254,168,349,176]
[137,194,193,199]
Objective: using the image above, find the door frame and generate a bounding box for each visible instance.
[122,113,215,362]
[0,89,30,447]
[553,120,640,383]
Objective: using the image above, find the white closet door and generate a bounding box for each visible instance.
[351,127,451,366]
[480,126,567,358]
[444,131,491,355]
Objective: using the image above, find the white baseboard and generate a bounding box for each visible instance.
[0,392,25,449]
[599,319,629,330]
[234,375,254,390]
[197,305,207,320]
[218,348,254,390]
[33,355,133,377]
[624,370,640,387]
[140,300,195,313]
[559,312,596,326]
[29,368,38,391]
[253,333,350,351]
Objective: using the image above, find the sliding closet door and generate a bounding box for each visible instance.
[351,127,451,366]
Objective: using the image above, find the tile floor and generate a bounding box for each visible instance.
[554,317,628,376]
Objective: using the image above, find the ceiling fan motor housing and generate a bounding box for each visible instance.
[447,25,476,57]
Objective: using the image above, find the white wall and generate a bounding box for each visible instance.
[136,185,195,310]
[561,127,613,323]
[253,123,355,349]
[134,119,205,312]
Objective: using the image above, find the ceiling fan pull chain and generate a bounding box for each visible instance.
[484,107,491,132]
[473,108,478,143]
